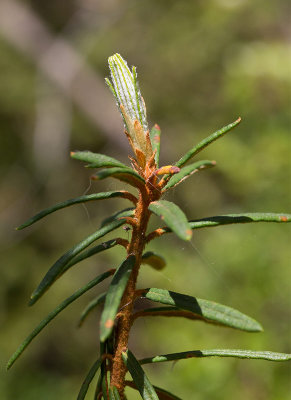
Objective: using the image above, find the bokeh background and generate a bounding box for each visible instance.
[1,0,290,399]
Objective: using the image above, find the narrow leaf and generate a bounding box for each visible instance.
[122,349,159,400]
[140,349,291,365]
[148,212,291,241]
[176,117,241,167]
[163,160,216,191]
[77,358,102,400]
[142,252,166,270]
[189,213,291,229]
[149,200,192,241]
[91,167,145,189]
[109,386,121,400]
[65,239,119,273]
[7,270,113,370]
[17,191,137,230]
[101,208,135,227]
[78,293,106,327]
[126,381,182,400]
[29,214,130,306]
[142,288,263,332]
[71,151,127,169]
[149,124,161,167]
[100,255,136,342]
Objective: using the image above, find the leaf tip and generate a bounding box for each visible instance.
[280,215,288,222]
[105,319,114,329]
[185,229,193,240]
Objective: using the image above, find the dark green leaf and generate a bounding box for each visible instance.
[77,358,102,400]
[16,192,131,230]
[126,381,182,400]
[163,160,216,191]
[149,200,192,241]
[109,386,121,400]
[142,252,166,270]
[149,124,161,167]
[78,293,106,327]
[122,349,159,400]
[101,208,134,227]
[71,151,127,168]
[92,167,145,189]
[100,255,136,342]
[150,212,291,239]
[7,270,113,370]
[140,349,291,365]
[65,239,119,273]
[176,117,241,167]
[189,213,291,228]
[142,288,262,332]
[29,213,130,306]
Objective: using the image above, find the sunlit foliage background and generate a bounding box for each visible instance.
[1,1,290,399]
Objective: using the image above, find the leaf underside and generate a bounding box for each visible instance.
[149,200,192,241]
[142,288,262,332]
[140,349,291,364]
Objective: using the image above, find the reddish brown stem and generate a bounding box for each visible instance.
[109,164,161,398]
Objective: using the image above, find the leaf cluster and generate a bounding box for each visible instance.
[7,54,291,400]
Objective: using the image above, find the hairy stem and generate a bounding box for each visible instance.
[109,191,151,396]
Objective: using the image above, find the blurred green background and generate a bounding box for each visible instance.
[1,0,290,399]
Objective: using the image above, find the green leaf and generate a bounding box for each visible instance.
[163,160,216,191]
[122,349,159,400]
[92,167,145,189]
[78,293,106,327]
[101,208,135,227]
[142,288,262,332]
[100,255,136,342]
[65,239,120,273]
[71,151,127,169]
[142,252,166,270]
[77,358,102,400]
[29,213,131,306]
[109,386,121,400]
[7,270,113,370]
[149,124,161,167]
[149,200,192,241]
[140,349,291,365]
[189,213,291,229]
[150,212,291,239]
[16,192,131,230]
[176,117,241,167]
[126,381,182,400]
